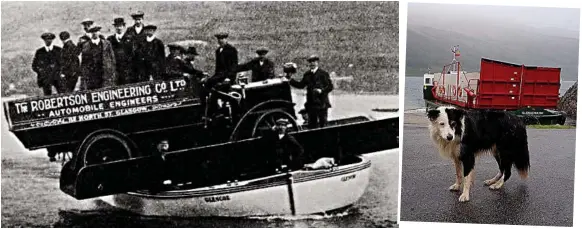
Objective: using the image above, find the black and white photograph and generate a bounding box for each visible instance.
[401,2,579,227]
[0,1,400,227]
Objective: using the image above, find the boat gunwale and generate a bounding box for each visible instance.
[126,156,371,199]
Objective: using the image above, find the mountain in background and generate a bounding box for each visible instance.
[405,3,580,81]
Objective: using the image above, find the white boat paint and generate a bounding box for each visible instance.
[100,156,372,217]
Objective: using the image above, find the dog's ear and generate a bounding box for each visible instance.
[427,109,440,121]
[447,107,466,120]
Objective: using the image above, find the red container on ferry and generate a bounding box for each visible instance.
[424,49,561,110]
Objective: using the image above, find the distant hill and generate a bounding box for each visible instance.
[405,23,579,80]
[1,1,399,96]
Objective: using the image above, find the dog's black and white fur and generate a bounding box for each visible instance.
[427,106,530,202]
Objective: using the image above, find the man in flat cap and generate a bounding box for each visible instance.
[126,11,147,80]
[78,18,93,45]
[79,26,117,90]
[33,33,63,161]
[205,32,238,87]
[261,118,307,173]
[32,32,63,96]
[78,18,105,45]
[286,55,334,129]
[134,25,165,81]
[126,11,146,41]
[236,47,275,82]
[107,17,135,85]
[199,32,238,115]
[59,31,80,93]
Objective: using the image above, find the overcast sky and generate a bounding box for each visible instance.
[408,3,580,38]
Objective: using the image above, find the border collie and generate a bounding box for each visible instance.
[427,106,530,202]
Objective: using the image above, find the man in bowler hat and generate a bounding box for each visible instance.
[107,17,135,85]
[79,26,117,90]
[165,44,205,81]
[286,55,334,128]
[237,47,275,82]
[32,32,63,96]
[59,31,80,92]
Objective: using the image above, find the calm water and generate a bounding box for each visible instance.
[405,76,576,110]
[33,152,398,228]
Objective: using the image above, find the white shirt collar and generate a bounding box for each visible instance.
[146,35,155,42]
[135,25,143,33]
[116,32,125,40]
[259,60,264,66]
[278,134,285,139]
[44,44,54,52]
[311,67,318,73]
[91,38,101,45]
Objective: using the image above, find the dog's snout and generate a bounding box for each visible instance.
[446,134,453,141]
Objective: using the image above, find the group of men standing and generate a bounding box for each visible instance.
[32,10,334,129]
[32,11,190,95]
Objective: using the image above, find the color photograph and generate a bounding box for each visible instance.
[0,1,400,227]
[401,2,579,226]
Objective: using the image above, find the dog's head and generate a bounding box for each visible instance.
[427,106,465,142]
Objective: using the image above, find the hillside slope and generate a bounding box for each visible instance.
[1,1,399,95]
[405,24,579,80]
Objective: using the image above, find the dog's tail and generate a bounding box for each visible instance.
[514,140,531,179]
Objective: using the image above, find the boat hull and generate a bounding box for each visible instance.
[99,156,371,217]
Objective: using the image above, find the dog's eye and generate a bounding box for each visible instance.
[450,121,456,127]
[439,122,445,126]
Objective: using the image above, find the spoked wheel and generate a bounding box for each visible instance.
[74,132,136,170]
[251,110,300,138]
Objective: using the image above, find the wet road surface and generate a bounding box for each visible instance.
[400,124,575,226]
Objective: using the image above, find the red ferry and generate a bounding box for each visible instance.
[422,46,566,125]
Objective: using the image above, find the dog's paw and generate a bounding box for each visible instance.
[488,180,504,190]
[483,178,498,186]
[449,183,461,191]
[458,192,470,202]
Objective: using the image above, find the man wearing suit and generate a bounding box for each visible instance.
[262,118,307,173]
[59,31,80,92]
[107,17,135,85]
[237,47,275,82]
[200,32,238,116]
[205,32,238,87]
[287,55,334,128]
[79,26,117,90]
[32,32,63,96]
[126,11,146,81]
[134,25,165,81]
[125,11,146,42]
[78,18,105,46]
[165,44,205,81]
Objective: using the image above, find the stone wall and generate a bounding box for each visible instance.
[557,82,577,120]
